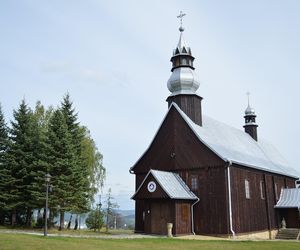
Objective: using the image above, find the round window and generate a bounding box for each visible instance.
[147,181,156,193]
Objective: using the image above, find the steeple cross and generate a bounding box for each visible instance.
[246,91,250,106]
[177,11,186,27]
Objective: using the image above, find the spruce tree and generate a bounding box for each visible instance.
[0,104,12,224]
[7,100,35,225]
[60,94,90,213]
[29,102,53,213]
[46,109,76,230]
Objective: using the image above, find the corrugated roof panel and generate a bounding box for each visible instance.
[275,188,300,208]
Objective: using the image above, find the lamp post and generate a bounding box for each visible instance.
[44,173,51,237]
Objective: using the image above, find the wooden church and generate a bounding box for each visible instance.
[130,15,300,238]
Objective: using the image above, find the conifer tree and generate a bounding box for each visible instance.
[7,100,35,225]
[60,94,91,213]
[46,109,76,230]
[29,102,53,212]
[0,104,12,223]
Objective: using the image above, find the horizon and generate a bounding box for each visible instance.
[1,0,300,210]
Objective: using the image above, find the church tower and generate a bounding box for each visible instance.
[166,12,203,126]
[243,93,258,141]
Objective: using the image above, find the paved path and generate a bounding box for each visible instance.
[0,229,158,239]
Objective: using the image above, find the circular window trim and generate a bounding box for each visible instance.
[147,181,157,193]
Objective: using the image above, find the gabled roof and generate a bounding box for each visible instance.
[132,169,198,200]
[173,103,299,178]
[275,188,300,209]
[131,103,299,179]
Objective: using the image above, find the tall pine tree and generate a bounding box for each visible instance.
[7,100,35,225]
[46,109,76,230]
[0,104,12,224]
[60,94,90,213]
[29,102,53,213]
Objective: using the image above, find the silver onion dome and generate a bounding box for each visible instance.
[167,67,200,95]
[167,26,200,96]
[245,104,256,116]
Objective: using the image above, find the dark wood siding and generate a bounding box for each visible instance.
[175,201,192,235]
[131,106,224,174]
[230,165,297,233]
[131,103,298,235]
[144,200,174,235]
[166,94,203,126]
[133,175,168,200]
[176,166,229,235]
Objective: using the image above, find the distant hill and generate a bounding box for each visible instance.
[114,209,135,217]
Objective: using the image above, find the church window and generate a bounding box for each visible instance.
[260,181,265,199]
[275,183,279,200]
[182,58,187,65]
[245,179,250,199]
[191,176,198,190]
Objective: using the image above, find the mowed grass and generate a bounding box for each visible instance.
[0,234,299,250]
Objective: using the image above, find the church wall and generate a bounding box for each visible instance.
[176,166,229,235]
[132,107,226,234]
[230,165,296,234]
[174,201,192,235]
[131,107,223,175]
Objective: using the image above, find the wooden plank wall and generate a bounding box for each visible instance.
[131,106,223,174]
[230,165,296,233]
[177,166,229,235]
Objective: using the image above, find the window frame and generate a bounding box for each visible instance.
[260,180,265,200]
[190,175,198,191]
[245,179,250,199]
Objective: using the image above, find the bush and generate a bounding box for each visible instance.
[85,209,104,231]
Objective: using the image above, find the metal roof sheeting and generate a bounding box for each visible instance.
[132,169,198,200]
[172,103,300,179]
[150,169,197,200]
[275,188,300,209]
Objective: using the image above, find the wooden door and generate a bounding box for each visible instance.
[151,201,171,235]
[144,202,151,234]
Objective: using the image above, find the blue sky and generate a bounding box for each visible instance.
[1,0,300,209]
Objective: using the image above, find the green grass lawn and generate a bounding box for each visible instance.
[0,233,299,250]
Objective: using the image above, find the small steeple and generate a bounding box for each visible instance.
[243,92,258,141]
[167,12,200,96]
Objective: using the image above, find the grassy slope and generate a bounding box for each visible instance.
[0,234,299,250]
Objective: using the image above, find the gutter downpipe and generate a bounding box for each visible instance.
[226,160,236,238]
[191,197,200,235]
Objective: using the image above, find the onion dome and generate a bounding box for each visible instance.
[167,21,200,96]
[245,104,256,116]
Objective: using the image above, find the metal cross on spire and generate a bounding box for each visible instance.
[246,91,251,106]
[177,11,186,27]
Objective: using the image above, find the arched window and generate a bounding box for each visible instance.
[182,58,187,65]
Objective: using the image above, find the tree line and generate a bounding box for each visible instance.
[0,94,105,229]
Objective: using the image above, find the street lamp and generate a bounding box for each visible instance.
[44,173,51,237]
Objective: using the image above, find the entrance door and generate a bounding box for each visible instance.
[151,201,171,235]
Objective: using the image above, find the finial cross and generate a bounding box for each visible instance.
[177,11,186,26]
[246,91,250,106]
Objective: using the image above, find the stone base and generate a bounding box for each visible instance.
[232,229,278,240]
